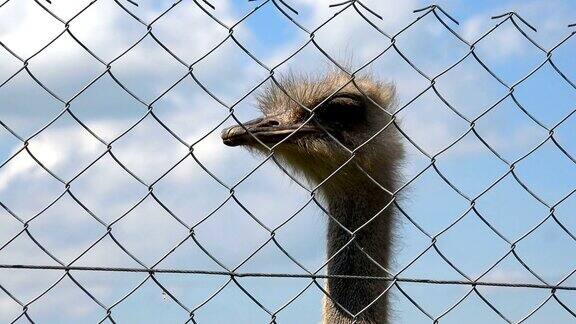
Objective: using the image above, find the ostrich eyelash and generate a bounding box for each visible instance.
[326,93,364,106]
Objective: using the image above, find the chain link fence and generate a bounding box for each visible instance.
[1,0,575,323]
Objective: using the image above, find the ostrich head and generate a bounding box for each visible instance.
[221,72,403,194]
[221,72,405,323]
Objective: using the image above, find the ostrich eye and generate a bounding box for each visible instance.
[314,93,365,126]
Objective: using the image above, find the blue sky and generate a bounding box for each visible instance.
[0,0,575,323]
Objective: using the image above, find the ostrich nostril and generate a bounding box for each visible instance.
[259,119,280,128]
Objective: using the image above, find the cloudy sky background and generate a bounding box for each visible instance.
[1,0,575,323]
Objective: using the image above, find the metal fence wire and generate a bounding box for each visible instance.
[1,0,576,323]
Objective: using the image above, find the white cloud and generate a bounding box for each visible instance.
[0,0,246,321]
[0,129,91,192]
[463,17,526,59]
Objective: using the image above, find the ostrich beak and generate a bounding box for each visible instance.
[221,116,321,147]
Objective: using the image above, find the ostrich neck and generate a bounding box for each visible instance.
[322,178,394,324]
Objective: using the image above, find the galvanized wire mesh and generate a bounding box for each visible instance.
[1,0,575,323]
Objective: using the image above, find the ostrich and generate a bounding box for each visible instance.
[221,72,404,324]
